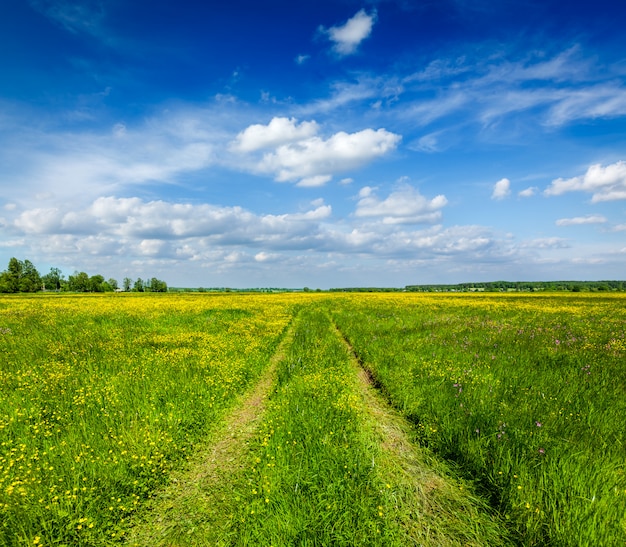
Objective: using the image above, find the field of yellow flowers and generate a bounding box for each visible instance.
[1,291,624,546]
[0,293,297,545]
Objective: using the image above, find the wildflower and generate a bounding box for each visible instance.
[535,421,542,427]
[538,448,546,455]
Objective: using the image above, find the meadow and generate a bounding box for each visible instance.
[0,293,296,545]
[331,292,626,546]
[0,292,624,545]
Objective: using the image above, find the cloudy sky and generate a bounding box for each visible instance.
[1,0,625,288]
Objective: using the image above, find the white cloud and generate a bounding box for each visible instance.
[518,186,537,197]
[322,9,377,56]
[295,54,310,65]
[545,161,626,202]
[297,175,333,188]
[411,132,442,153]
[520,237,570,249]
[231,117,318,152]
[258,127,400,185]
[3,107,222,204]
[545,85,626,126]
[29,0,105,36]
[354,185,448,224]
[492,178,511,200]
[11,196,333,245]
[399,48,626,130]
[254,252,280,262]
[555,215,607,226]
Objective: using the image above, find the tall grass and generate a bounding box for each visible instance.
[330,292,626,546]
[209,304,510,546]
[0,293,295,546]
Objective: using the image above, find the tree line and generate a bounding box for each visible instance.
[0,257,168,293]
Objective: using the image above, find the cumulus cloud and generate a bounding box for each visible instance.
[257,126,400,185]
[555,215,607,226]
[492,178,511,200]
[545,161,626,202]
[230,117,400,186]
[12,196,332,243]
[354,185,448,224]
[322,9,377,56]
[231,117,318,152]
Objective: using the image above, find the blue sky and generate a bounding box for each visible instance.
[1,0,625,288]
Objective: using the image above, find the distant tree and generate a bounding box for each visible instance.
[0,257,41,293]
[88,274,106,292]
[19,260,41,292]
[133,278,144,292]
[123,277,132,292]
[108,278,119,291]
[42,267,64,291]
[68,271,90,292]
[148,277,167,292]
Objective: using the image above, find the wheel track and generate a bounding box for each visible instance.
[126,316,297,546]
[330,316,513,546]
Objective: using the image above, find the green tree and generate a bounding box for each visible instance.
[133,278,144,292]
[88,274,106,292]
[42,267,64,291]
[148,277,167,292]
[107,278,119,291]
[19,260,41,292]
[123,277,132,292]
[68,271,89,292]
[0,258,41,293]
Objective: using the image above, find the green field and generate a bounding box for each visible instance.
[0,293,624,546]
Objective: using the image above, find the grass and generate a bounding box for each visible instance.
[0,293,295,546]
[1,292,624,545]
[158,303,510,546]
[329,292,626,546]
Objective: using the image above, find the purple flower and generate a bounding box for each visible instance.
[535,421,542,427]
[538,448,546,455]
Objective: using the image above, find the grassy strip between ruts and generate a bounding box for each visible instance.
[128,304,513,545]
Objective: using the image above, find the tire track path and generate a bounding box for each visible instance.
[126,319,295,546]
[330,318,513,546]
